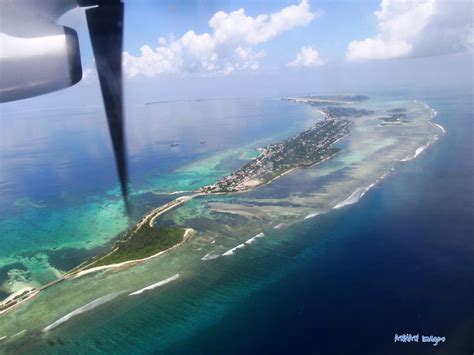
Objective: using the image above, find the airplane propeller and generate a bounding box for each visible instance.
[81,0,131,217]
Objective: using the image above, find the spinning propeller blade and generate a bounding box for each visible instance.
[83,0,131,217]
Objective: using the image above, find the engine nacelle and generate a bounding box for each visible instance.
[0,0,82,103]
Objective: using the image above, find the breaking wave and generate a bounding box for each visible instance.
[129,274,180,296]
[433,123,446,134]
[245,232,265,245]
[334,187,370,209]
[201,252,220,261]
[43,292,122,332]
[304,212,320,220]
[222,243,246,256]
[11,330,26,338]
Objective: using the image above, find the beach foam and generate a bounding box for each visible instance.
[201,252,220,261]
[274,223,284,229]
[245,232,265,245]
[400,143,429,162]
[433,123,446,134]
[222,243,246,256]
[304,212,320,220]
[334,187,368,209]
[11,330,26,338]
[129,274,180,296]
[43,292,122,332]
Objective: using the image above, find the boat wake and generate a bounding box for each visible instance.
[43,292,123,332]
[129,274,180,296]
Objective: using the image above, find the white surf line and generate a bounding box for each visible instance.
[333,171,392,210]
[11,330,26,338]
[244,232,265,245]
[304,212,320,220]
[401,144,430,162]
[221,232,266,256]
[333,187,368,209]
[274,223,285,229]
[222,243,246,256]
[129,274,180,296]
[432,122,446,134]
[71,229,194,278]
[43,292,123,333]
[201,252,220,261]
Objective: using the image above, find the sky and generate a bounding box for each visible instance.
[2,0,473,111]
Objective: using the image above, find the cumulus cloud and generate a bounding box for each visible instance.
[123,0,317,77]
[346,0,473,61]
[287,46,325,67]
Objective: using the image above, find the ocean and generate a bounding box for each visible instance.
[0,93,472,354]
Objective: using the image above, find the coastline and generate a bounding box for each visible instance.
[68,228,195,279]
[0,99,442,322]
[0,228,195,317]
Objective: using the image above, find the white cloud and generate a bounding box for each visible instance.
[287,46,325,67]
[346,0,473,61]
[123,0,318,77]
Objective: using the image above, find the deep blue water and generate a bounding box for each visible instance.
[1,94,472,354]
[161,94,473,355]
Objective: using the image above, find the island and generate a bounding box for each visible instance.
[379,109,410,124]
[0,96,356,315]
[198,119,352,193]
[283,94,369,106]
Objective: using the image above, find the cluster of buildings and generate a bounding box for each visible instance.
[199,119,352,194]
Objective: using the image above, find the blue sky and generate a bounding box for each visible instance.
[119,0,379,66]
[3,0,473,111]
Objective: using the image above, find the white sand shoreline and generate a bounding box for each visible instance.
[70,229,195,279]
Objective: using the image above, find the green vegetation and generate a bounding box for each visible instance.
[302,95,369,102]
[388,108,406,113]
[88,226,186,268]
[0,301,16,312]
[283,95,369,107]
[379,112,409,123]
[323,106,374,118]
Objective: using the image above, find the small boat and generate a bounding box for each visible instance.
[170,143,180,147]
[200,140,207,144]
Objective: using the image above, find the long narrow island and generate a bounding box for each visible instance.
[0,99,354,315]
[199,119,352,193]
